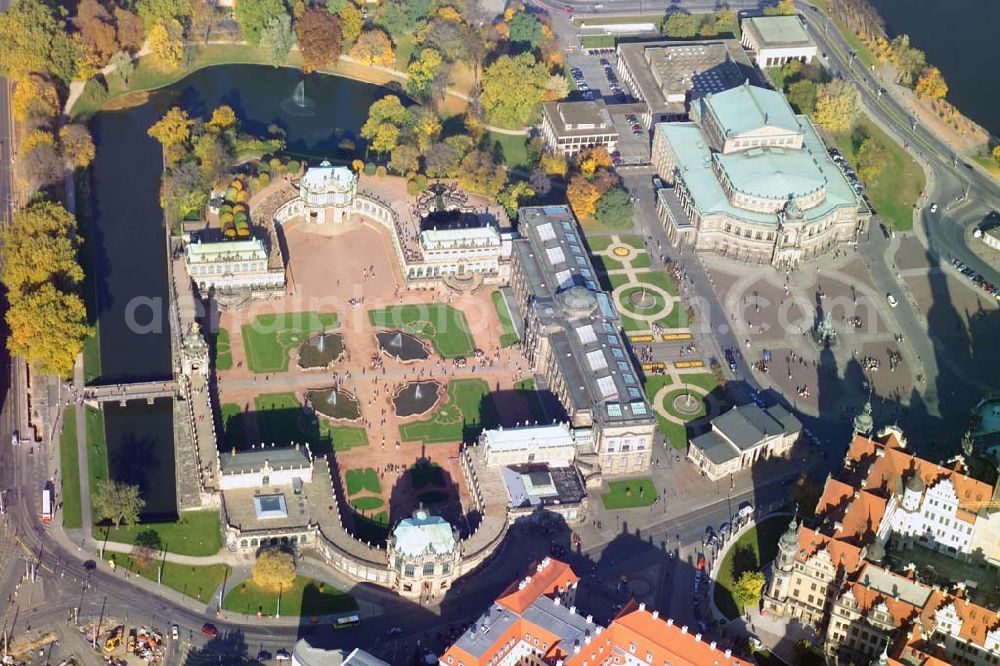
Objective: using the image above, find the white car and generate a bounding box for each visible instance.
[171,625,179,640]
[276,649,291,661]
[887,293,899,308]
[749,636,764,650]
[930,203,938,213]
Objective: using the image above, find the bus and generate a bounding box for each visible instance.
[334,614,360,629]
[41,481,54,523]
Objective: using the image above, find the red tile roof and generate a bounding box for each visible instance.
[496,558,579,615]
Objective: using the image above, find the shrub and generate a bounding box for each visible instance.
[363,162,376,176]
[219,204,233,217]
[269,158,283,172]
[374,165,387,178]
[249,176,260,191]
[406,179,421,196]
[414,173,428,190]
[258,171,271,186]
[235,190,248,203]
[220,211,234,225]
[286,160,300,173]
[224,187,238,203]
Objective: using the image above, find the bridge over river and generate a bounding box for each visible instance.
[83,380,180,406]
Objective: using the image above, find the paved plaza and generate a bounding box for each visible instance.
[212,215,536,532]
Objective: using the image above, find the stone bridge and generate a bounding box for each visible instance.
[84,380,180,406]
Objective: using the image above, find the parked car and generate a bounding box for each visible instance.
[719,522,731,534]
[275,650,291,661]
[201,624,218,638]
[696,553,706,570]
[171,625,179,641]
[887,293,898,308]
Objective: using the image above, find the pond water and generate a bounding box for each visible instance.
[375,330,430,361]
[305,387,361,421]
[298,332,345,369]
[394,381,441,418]
[86,65,392,513]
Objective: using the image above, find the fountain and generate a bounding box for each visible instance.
[280,79,316,116]
[297,332,345,369]
[306,388,361,420]
[376,330,430,361]
[393,381,441,417]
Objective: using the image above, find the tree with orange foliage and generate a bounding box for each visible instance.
[296,8,343,73]
[915,66,947,100]
[577,146,612,176]
[567,175,602,219]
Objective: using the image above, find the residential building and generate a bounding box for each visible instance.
[541,100,619,157]
[687,403,801,480]
[439,558,747,666]
[615,39,750,126]
[509,206,657,477]
[652,82,869,268]
[740,15,818,68]
[479,423,578,467]
[764,422,1000,664]
[387,508,461,600]
[184,237,286,296]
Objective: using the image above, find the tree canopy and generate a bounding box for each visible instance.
[915,66,947,100]
[260,13,295,66]
[376,0,433,42]
[235,0,289,46]
[252,548,296,593]
[92,479,145,527]
[59,124,97,169]
[856,137,891,185]
[360,95,410,154]
[763,0,796,16]
[508,12,543,48]
[732,570,766,611]
[595,188,634,228]
[349,29,395,66]
[148,106,194,151]
[814,80,860,135]
[481,53,548,128]
[663,13,699,39]
[295,8,343,73]
[0,0,78,83]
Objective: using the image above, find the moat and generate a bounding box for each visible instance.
[86,65,393,515]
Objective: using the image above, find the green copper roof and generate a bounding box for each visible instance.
[655,115,859,226]
[701,83,799,136]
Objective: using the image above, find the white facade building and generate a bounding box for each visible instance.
[184,237,285,294]
[388,509,461,599]
[880,473,980,557]
[413,226,511,283]
[217,444,313,491]
[299,161,358,224]
[740,15,818,68]
[479,423,578,467]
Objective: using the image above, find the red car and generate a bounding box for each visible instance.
[202,623,218,638]
[564,4,573,12]
[696,553,706,570]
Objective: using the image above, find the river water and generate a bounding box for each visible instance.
[87,65,390,517]
[870,0,1000,137]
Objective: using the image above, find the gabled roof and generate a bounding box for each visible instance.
[796,526,862,573]
[496,558,579,615]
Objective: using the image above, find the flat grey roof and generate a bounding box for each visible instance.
[543,100,618,136]
[690,430,740,465]
[743,15,814,48]
[219,446,310,475]
[712,403,800,451]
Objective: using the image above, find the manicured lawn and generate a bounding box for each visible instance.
[350,496,384,511]
[85,406,109,499]
[492,291,519,347]
[618,235,645,249]
[585,235,615,252]
[399,379,496,444]
[368,305,475,358]
[601,478,658,509]
[411,463,445,489]
[214,328,232,371]
[486,132,529,169]
[714,516,789,620]
[222,575,357,617]
[252,393,368,453]
[515,377,546,422]
[327,425,369,452]
[630,252,652,269]
[662,387,708,420]
[82,324,102,385]
[643,375,673,439]
[59,410,82,530]
[241,312,339,373]
[109,553,230,604]
[345,468,380,496]
[591,255,624,273]
[608,270,678,296]
[220,403,246,450]
[99,510,223,557]
[833,116,923,231]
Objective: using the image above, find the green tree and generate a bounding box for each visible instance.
[260,13,295,66]
[134,0,192,27]
[360,95,409,155]
[406,48,443,99]
[697,16,719,37]
[814,80,860,134]
[481,53,548,128]
[595,187,634,228]
[235,0,289,46]
[325,0,348,13]
[786,79,817,114]
[1,200,82,295]
[110,50,135,88]
[890,34,925,86]
[763,0,796,16]
[497,181,535,218]
[338,3,362,44]
[856,137,891,185]
[251,548,296,593]
[732,570,766,611]
[508,12,543,48]
[376,0,433,42]
[92,479,145,528]
[663,12,699,38]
